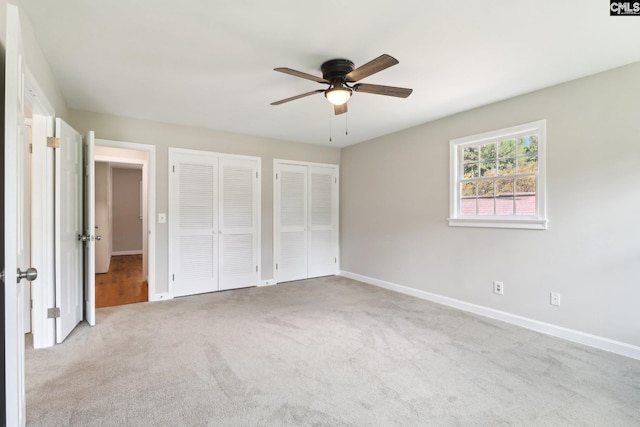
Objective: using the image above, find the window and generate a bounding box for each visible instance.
[449,120,547,229]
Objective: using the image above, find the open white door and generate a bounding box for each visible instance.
[83,132,96,326]
[54,118,83,343]
[4,4,29,425]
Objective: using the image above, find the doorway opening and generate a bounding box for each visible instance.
[95,161,147,307]
[94,142,156,306]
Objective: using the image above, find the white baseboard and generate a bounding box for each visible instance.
[340,270,640,361]
[112,250,143,256]
[259,279,277,287]
[149,293,171,302]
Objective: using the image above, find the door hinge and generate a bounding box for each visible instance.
[335,177,337,184]
[256,171,259,179]
[335,257,337,263]
[256,265,258,272]
[275,264,278,270]
[30,299,33,309]
[47,307,61,318]
[29,143,33,154]
[47,137,60,148]
[275,173,278,180]
[172,165,175,173]
[172,274,175,281]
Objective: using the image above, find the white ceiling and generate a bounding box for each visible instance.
[20,0,640,148]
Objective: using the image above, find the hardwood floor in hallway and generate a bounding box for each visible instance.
[96,254,148,308]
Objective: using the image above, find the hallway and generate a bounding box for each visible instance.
[96,255,147,308]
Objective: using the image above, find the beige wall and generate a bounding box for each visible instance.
[111,167,143,253]
[340,61,640,348]
[68,110,341,293]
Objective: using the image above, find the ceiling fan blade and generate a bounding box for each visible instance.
[334,103,348,115]
[274,67,329,84]
[353,83,413,98]
[270,89,325,106]
[345,54,399,82]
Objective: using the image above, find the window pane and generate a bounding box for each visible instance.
[515,177,536,215]
[498,158,516,176]
[477,197,494,215]
[517,135,538,157]
[496,178,514,196]
[462,163,478,178]
[479,143,496,161]
[460,198,477,215]
[463,146,478,163]
[478,180,494,197]
[515,194,536,215]
[498,139,516,158]
[516,176,536,194]
[461,181,476,197]
[480,162,496,177]
[517,156,538,174]
[496,196,514,215]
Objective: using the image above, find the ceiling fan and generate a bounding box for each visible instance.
[271,54,413,115]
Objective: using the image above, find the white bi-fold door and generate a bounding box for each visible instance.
[169,149,260,297]
[274,161,339,283]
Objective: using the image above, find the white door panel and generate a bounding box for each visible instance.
[219,157,259,290]
[308,166,338,278]
[275,164,308,282]
[171,155,219,297]
[279,231,308,281]
[170,150,260,297]
[55,118,83,343]
[4,4,27,424]
[308,230,335,277]
[21,121,32,334]
[274,162,339,283]
[83,132,96,326]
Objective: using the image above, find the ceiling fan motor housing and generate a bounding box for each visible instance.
[321,59,355,82]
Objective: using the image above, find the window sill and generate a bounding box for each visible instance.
[448,217,548,230]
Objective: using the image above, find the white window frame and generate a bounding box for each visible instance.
[448,120,547,230]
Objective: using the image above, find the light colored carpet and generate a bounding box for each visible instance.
[26,276,640,426]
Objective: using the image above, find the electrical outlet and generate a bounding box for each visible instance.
[550,292,561,306]
[493,281,504,295]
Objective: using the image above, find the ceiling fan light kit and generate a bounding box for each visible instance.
[271,54,413,115]
[325,84,352,105]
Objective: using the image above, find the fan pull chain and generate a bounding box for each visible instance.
[329,107,333,142]
[345,112,349,136]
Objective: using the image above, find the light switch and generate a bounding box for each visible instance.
[158,213,166,223]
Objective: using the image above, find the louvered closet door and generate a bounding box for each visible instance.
[275,164,308,282]
[308,166,338,277]
[219,157,259,290]
[172,155,218,297]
